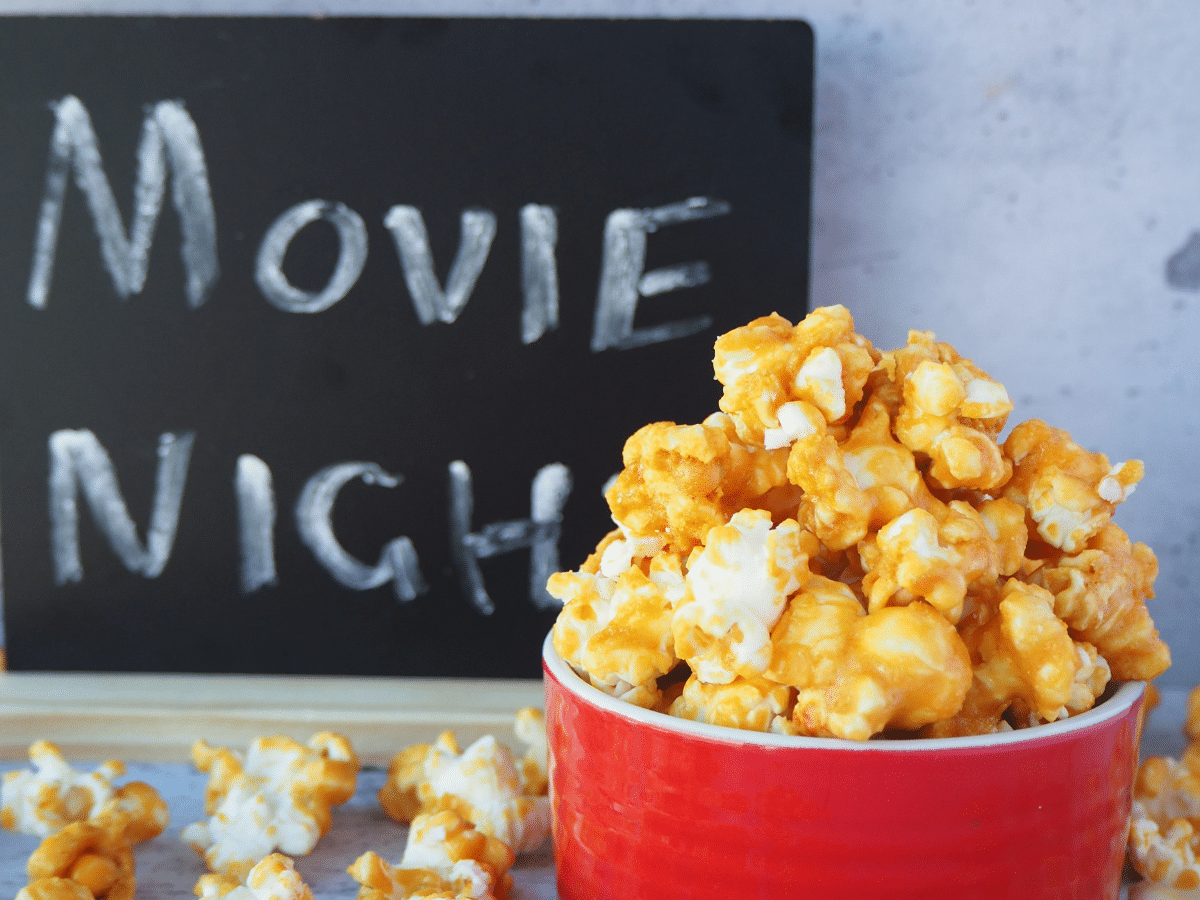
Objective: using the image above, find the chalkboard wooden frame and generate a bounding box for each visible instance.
[0,670,545,765]
[0,14,814,678]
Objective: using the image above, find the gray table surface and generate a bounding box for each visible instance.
[0,686,1191,900]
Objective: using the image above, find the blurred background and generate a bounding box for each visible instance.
[0,0,1195,689]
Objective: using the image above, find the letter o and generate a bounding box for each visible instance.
[255,200,368,313]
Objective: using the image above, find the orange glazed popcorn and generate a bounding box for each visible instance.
[194,854,314,900]
[180,732,359,879]
[15,780,168,900]
[378,718,550,855]
[549,304,1170,740]
[3,743,128,838]
[1129,685,1200,895]
[349,809,514,900]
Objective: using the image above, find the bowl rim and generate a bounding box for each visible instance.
[542,631,1146,751]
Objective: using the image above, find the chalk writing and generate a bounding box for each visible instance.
[591,196,732,351]
[256,200,369,313]
[519,203,559,344]
[236,454,278,594]
[28,92,730,360]
[384,205,497,326]
[28,95,218,310]
[49,429,195,584]
[43,430,578,614]
[295,461,428,602]
[448,459,573,614]
[14,90,750,628]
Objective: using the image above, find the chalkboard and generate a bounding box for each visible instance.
[0,16,814,677]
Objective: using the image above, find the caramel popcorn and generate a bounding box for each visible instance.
[348,810,514,900]
[15,778,168,900]
[194,854,314,900]
[548,555,682,709]
[3,743,127,838]
[1003,419,1142,553]
[672,509,810,684]
[550,304,1169,740]
[180,732,359,879]
[885,331,1014,492]
[1130,686,1200,893]
[378,723,550,855]
[712,307,876,447]
[668,672,794,733]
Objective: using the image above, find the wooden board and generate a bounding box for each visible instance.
[0,671,545,764]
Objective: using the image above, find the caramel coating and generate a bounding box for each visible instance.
[1031,522,1169,681]
[713,306,877,446]
[1003,419,1143,552]
[549,552,683,708]
[924,580,1109,738]
[604,419,791,555]
[787,600,972,741]
[668,673,794,734]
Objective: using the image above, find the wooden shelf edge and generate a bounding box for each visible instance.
[0,672,546,766]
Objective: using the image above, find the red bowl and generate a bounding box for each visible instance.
[543,633,1145,900]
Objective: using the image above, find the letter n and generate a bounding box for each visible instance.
[48,429,195,584]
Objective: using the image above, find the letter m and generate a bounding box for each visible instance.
[27,95,219,309]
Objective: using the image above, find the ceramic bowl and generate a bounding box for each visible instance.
[543,633,1145,900]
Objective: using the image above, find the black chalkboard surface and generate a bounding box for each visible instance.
[0,16,814,677]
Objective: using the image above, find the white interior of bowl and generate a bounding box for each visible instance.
[543,631,1146,751]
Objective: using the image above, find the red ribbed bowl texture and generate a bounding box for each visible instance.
[543,633,1144,900]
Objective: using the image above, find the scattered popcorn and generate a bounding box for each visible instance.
[550,305,1169,740]
[1130,745,1200,890]
[180,732,359,879]
[378,724,550,855]
[348,810,514,900]
[1128,686,1200,894]
[16,779,168,900]
[194,854,313,900]
[3,742,126,838]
